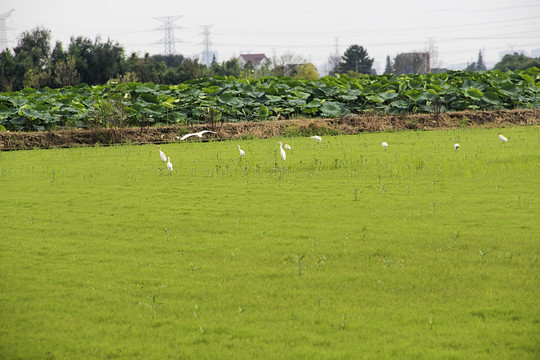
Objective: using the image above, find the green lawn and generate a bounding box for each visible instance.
[1,126,539,359]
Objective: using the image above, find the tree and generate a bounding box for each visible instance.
[293,63,319,80]
[393,52,430,75]
[476,51,486,71]
[271,51,308,76]
[13,27,51,70]
[68,36,125,85]
[12,27,53,89]
[384,55,393,74]
[326,53,341,76]
[54,55,80,87]
[0,49,16,91]
[465,50,487,71]
[338,45,374,74]
[493,53,540,71]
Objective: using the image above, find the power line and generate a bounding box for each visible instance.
[199,25,213,66]
[154,15,183,56]
[0,9,14,50]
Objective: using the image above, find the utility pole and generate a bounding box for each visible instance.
[154,15,183,56]
[199,25,213,66]
[0,9,14,51]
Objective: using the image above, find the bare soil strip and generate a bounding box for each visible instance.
[1,109,538,151]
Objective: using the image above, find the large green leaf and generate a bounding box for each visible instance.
[482,91,500,105]
[405,90,426,102]
[320,101,342,117]
[465,88,484,100]
[218,92,235,105]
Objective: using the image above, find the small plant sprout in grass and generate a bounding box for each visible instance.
[479,250,489,264]
[295,253,306,277]
[449,231,460,249]
[353,188,361,201]
[340,314,350,330]
[360,226,368,241]
[139,295,162,321]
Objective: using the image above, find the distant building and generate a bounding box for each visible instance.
[238,53,270,69]
[393,52,430,74]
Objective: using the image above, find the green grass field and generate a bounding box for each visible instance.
[1,126,539,359]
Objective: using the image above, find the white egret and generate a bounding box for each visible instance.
[498,133,508,142]
[238,145,245,157]
[166,157,173,171]
[157,145,167,161]
[381,142,388,150]
[278,142,286,161]
[310,136,322,143]
[180,130,216,141]
[284,142,292,150]
[454,143,460,151]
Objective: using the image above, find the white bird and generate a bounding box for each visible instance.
[310,136,322,143]
[498,133,508,142]
[166,157,173,171]
[381,142,388,150]
[454,143,460,151]
[284,142,292,150]
[278,142,286,161]
[157,145,167,161]
[238,145,245,157]
[179,130,216,141]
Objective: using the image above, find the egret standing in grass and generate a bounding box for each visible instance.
[454,143,460,151]
[382,142,388,150]
[278,142,286,161]
[157,145,167,161]
[179,130,216,141]
[498,133,508,142]
[310,136,322,143]
[166,157,173,171]
[238,145,245,157]
[284,142,292,150]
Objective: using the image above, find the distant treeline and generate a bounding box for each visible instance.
[1,27,539,92]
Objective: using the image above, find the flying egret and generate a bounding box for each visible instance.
[284,142,292,150]
[278,142,286,161]
[454,143,460,151]
[310,136,322,143]
[498,133,508,142]
[180,130,216,141]
[157,145,167,161]
[166,157,173,171]
[381,142,388,150]
[238,145,245,157]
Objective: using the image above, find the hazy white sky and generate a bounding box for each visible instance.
[2,0,539,72]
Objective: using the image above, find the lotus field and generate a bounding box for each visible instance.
[1,68,539,132]
[1,126,539,359]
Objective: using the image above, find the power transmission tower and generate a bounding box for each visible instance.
[0,9,14,51]
[154,15,183,56]
[199,25,213,66]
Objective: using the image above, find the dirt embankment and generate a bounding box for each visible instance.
[1,109,538,151]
